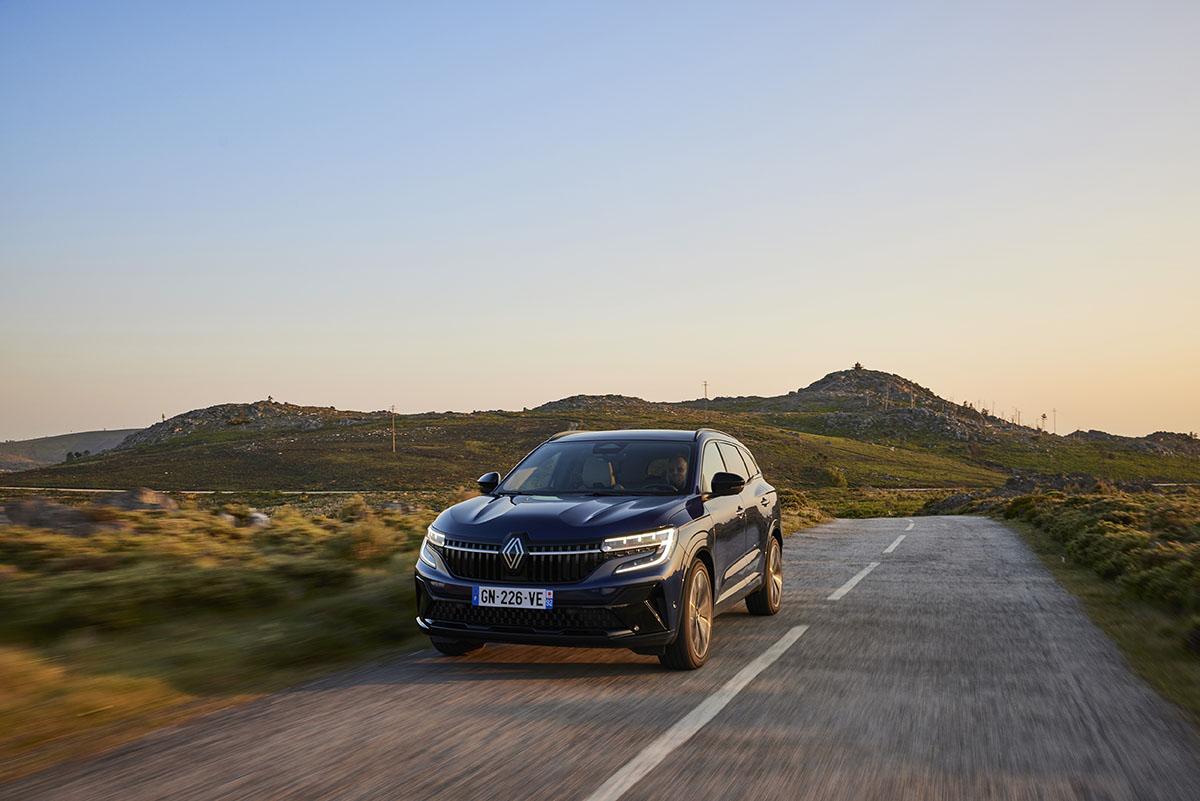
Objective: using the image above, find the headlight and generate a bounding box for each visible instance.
[421,525,446,568]
[603,527,676,574]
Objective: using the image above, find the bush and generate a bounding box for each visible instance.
[992,490,1200,616]
[0,564,291,636]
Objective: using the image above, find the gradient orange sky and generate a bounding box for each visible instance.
[2,2,1197,440]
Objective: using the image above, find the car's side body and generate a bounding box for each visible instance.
[413,429,780,655]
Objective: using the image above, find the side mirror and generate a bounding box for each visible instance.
[709,472,745,497]
[477,471,500,494]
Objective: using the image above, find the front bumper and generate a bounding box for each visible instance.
[414,558,683,649]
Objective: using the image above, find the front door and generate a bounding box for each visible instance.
[716,442,757,559]
[700,440,746,598]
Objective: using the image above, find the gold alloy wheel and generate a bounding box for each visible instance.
[768,539,783,609]
[690,568,713,659]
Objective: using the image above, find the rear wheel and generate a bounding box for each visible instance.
[746,536,782,616]
[660,558,714,670]
[430,637,484,657]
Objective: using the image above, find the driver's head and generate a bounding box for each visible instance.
[666,455,689,490]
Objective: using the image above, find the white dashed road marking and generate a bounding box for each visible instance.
[827,562,881,601]
[884,535,906,554]
[582,625,810,801]
[904,520,914,531]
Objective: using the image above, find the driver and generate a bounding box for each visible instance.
[665,455,689,492]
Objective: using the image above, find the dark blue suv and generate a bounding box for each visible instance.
[414,429,782,669]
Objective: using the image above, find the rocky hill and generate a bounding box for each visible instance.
[534,394,666,413]
[116,400,381,450]
[680,368,1023,442]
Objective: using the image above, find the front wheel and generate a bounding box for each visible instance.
[430,637,484,656]
[660,558,714,670]
[746,536,782,616]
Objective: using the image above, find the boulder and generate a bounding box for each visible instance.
[248,511,271,528]
[102,488,178,511]
[3,498,106,536]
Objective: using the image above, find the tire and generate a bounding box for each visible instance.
[660,558,714,670]
[746,535,782,616]
[430,637,484,657]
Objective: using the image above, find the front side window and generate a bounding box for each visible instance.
[498,439,694,496]
[716,442,749,480]
[699,441,726,493]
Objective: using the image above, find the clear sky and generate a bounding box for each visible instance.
[2,1,1197,441]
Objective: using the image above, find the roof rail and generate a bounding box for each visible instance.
[546,430,577,441]
[694,427,733,440]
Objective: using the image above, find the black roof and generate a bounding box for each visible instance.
[551,428,738,443]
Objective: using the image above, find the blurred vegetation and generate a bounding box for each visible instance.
[0,497,431,779]
[808,488,958,518]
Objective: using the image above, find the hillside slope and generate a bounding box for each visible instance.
[4,368,1196,490]
[0,429,141,472]
[1,404,1005,492]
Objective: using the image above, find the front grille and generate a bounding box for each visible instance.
[426,600,624,633]
[439,539,610,584]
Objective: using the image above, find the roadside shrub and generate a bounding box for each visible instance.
[245,571,414,668]
[992,490,1200,617]
[0,564,291,636]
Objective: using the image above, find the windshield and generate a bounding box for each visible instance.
[496,439,695,496]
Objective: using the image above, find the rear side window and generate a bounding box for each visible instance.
[739,446,759,477]
[699,441,725,493]
[716,442,748,480]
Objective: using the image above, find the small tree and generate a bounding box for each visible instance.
[853,361,864,370]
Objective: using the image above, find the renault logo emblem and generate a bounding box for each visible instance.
[502,536,525,571]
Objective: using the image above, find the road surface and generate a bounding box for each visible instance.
[5,516,1200,800]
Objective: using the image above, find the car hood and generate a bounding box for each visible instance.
[433,493,696,545]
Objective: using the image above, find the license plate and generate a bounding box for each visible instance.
[472,586,554,610]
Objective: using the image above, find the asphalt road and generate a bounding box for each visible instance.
[6,516,1200,801]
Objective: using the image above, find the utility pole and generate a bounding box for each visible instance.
[1052,408,1057,434]
[390,405,396,454]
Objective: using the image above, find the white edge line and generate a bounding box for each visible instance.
[582,625,810,801]
[827,562,881,601]
[883,534,906,554]
[904,519,915,531]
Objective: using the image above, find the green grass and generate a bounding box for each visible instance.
[1006,518,1200,721]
